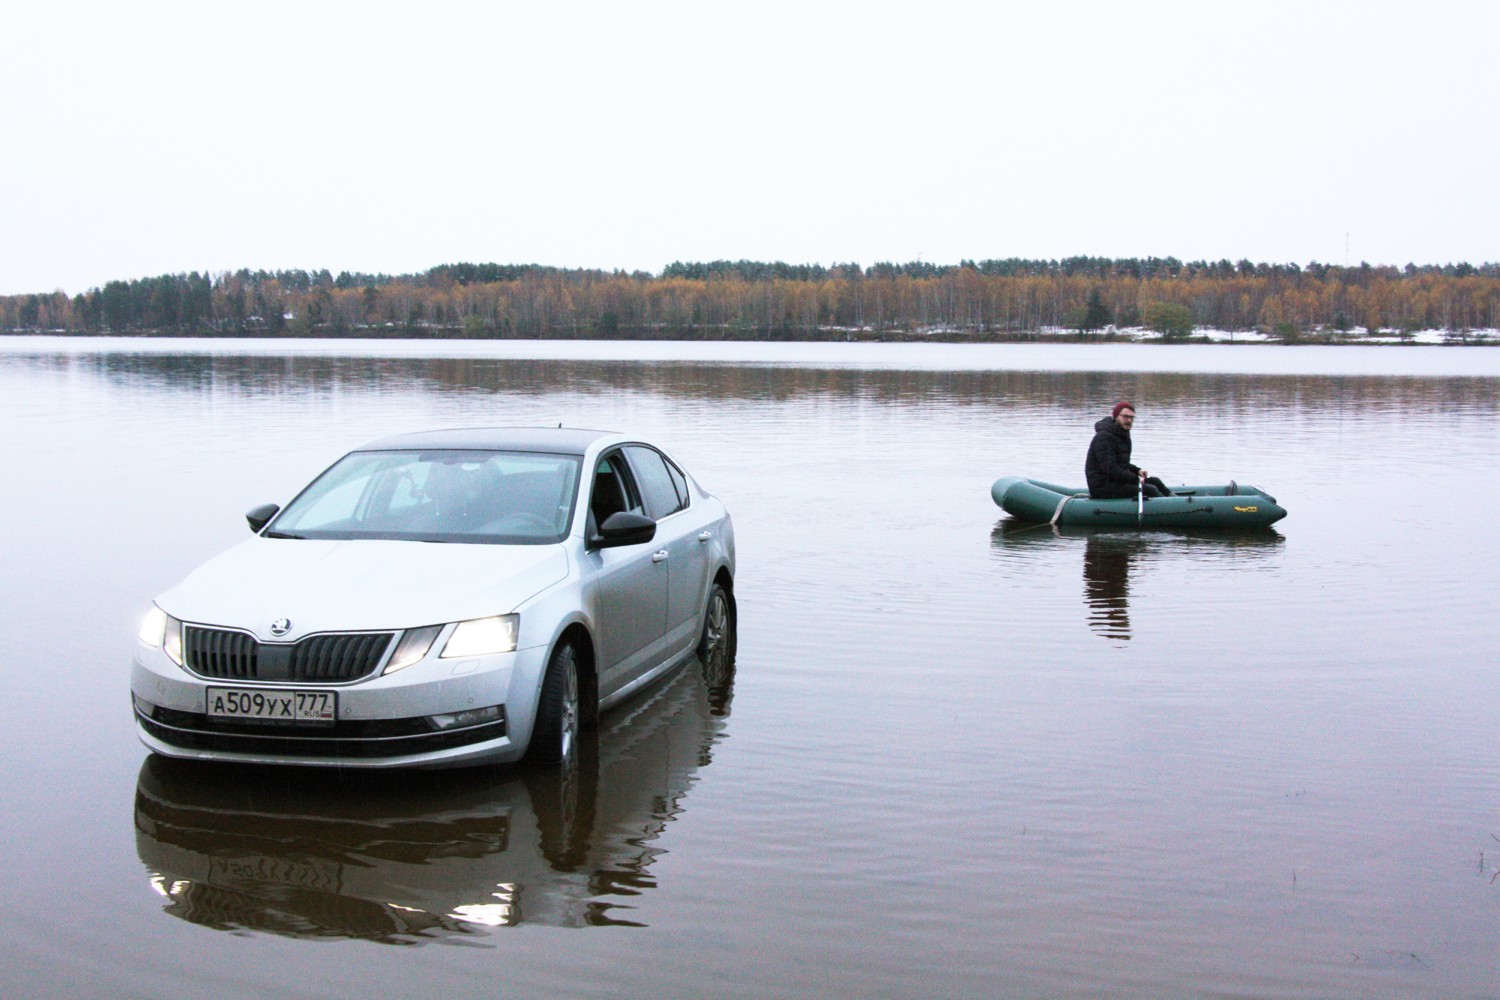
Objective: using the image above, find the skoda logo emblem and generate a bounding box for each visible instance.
[269,618,292,637]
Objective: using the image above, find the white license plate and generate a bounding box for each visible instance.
[207,687,337,723]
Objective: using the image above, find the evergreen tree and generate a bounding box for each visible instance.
[1079,288,1111,333]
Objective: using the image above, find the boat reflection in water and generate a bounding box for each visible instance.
[134,650,736,941]
[992,519,1283,643]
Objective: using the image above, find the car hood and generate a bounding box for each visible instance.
[157,537,570,640]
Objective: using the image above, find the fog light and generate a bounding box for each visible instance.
[426,705,504,731]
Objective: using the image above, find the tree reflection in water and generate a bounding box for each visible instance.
[134,650,735,943]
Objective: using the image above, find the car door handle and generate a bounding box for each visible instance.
[697,531,712,542]
[652,550,669,563]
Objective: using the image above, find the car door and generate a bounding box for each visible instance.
[623,445,711,653]
[584,450,670,697]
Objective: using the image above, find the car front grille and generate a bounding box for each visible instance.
[183,627,397,683]
[185,627,258,679]
[293,633,397,681]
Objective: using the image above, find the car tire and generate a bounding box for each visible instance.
[697,583,734,676]
[527,641,580,766]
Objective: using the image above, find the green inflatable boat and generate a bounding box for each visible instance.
[992,476,1287,529]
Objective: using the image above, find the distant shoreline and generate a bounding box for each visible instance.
[3,326,1496,346]
[9,261,1497,344]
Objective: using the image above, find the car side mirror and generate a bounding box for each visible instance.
[246,503,280,534]
[590,511,656,549]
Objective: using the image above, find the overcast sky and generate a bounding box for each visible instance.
[3,1,1496,296]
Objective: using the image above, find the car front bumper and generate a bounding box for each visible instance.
[130,639,550,769]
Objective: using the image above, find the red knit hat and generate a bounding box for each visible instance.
[1112,400,1135,419]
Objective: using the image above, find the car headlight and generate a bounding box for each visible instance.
[384,625,443,675]
[441,615,519,658]
[138,607,167,646]
[138,606,184,666]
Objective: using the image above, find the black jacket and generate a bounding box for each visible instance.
[1085,417,1139,498]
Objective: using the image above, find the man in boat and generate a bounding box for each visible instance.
[1086,401,1173,499]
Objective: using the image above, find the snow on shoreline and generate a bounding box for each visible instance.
[919,325,1498,345]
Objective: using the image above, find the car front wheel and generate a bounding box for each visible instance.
[697,584,733,674]
[527,641,580,766]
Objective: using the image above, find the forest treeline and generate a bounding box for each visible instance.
[4,257,1499,341]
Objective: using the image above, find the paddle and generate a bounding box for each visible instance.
[1137,475,1144,528]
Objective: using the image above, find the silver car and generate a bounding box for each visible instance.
[131,427,736,769]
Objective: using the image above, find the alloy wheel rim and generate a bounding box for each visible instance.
[704,593,727,652]
[559,656,579,765]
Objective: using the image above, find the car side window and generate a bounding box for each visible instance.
[625,445,687,519]
[664,456,691,508]
[590,452,643,528]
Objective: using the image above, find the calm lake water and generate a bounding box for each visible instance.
[3,337,1498,999]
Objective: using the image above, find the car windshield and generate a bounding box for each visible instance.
[268,449,582,544]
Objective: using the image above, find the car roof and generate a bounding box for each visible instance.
[356,426,624,456]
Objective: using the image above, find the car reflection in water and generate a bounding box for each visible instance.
[134,648,735,941]
[992,519,1284,643]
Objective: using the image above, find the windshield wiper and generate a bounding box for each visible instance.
[263,530,307,539]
